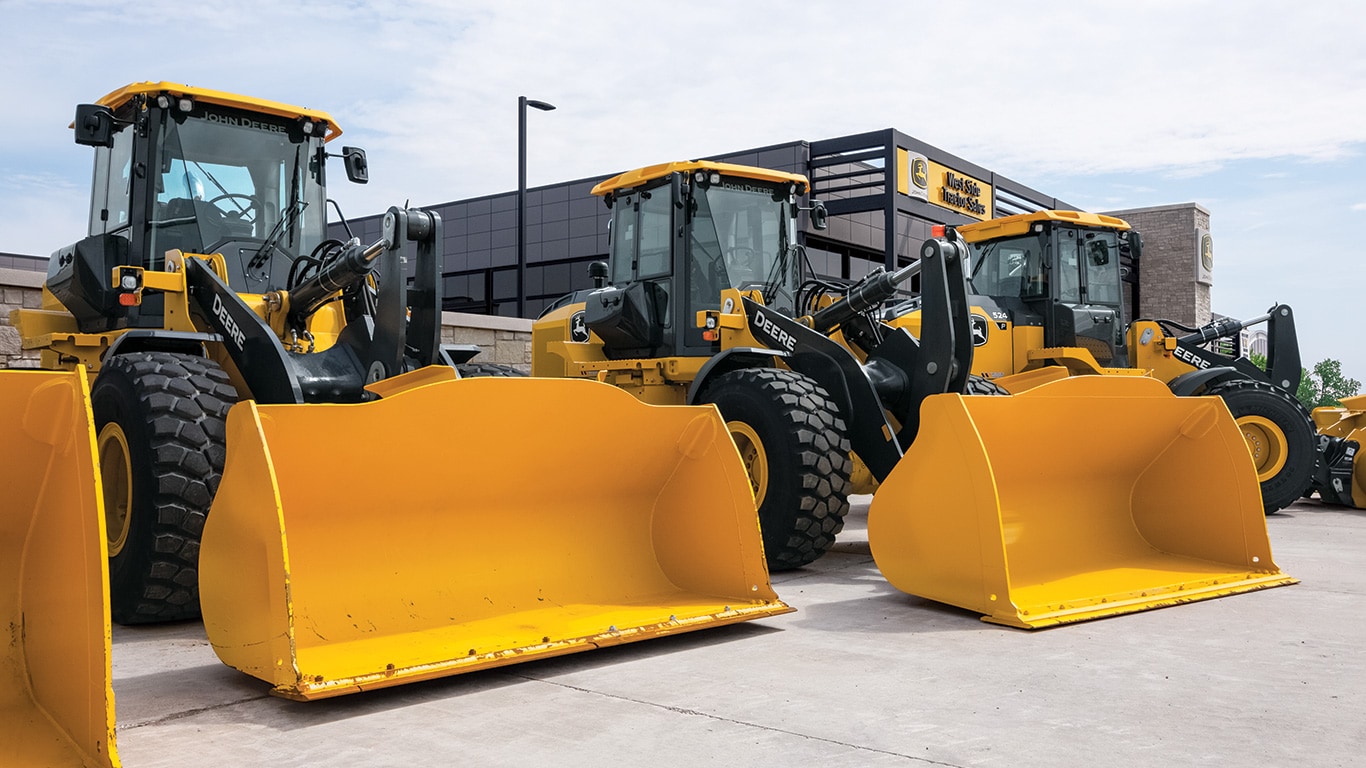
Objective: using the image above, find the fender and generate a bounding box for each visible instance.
[104,329,222,360]
[1167,365,1243,397]
[685,347,786,405]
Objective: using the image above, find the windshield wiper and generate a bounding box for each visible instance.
[248,151,306,274]
[248,199,307,274]
[192,161,248,216]
[760,243,794,306]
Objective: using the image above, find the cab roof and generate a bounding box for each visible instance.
[957,210,1130,243]
[95,81,343,141]
[591,160,810,197]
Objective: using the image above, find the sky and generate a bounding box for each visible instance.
[4,0,1364,381]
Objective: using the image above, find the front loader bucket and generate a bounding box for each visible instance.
[869,375,1295,629]
[200,367,790,700]
[0,370,118,767]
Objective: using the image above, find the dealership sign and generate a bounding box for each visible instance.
[896,149,992,221]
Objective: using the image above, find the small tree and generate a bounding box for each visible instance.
[1308,358,1362,409]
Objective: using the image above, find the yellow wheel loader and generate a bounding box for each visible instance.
[3,85,789,726]
[886,210,1318,514]
[532,161,1294,628]
[1306,398,1366,508]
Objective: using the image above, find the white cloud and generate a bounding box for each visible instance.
[6,1,1364,213]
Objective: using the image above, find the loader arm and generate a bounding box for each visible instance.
[1166,304,1301,394]
[185,206,443,403]
[737,234,975,482]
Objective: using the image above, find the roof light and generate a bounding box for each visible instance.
[301,121,314,135]
[156,95,170,108]
[708,172,721,184]
[178,97,193,112]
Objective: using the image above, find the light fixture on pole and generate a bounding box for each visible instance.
[518,96,556,317]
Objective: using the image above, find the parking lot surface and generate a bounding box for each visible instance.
[111,497,1364,767]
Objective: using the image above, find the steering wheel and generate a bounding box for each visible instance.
[207,193,258,226]
[723,246,762,285]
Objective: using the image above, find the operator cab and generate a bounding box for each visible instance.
[964,213,1138,365]
[586,162,808,359]
[51,82,366,333]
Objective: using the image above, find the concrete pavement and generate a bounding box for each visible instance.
[110,498,1365,767]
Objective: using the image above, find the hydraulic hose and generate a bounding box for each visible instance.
[808,260,922,334]
[287,237,391,324]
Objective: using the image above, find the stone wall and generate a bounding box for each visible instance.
[1102,203,1212,326]
[0,266,532,371]
[439,311,532,370]
[0,267,44,368]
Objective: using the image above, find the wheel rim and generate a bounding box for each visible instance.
[98,422,134,557]
[1237,414,1289,482]
[726,420,769,507]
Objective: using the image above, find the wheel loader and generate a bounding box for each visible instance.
[1,84,791,760]
[886,209,1318,514]
[532,160,1295,628]
[1306,397,1366,508]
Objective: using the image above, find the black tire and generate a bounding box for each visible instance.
[1206,379,1316,515]
[965,375,1008,396]
[700,368,852,570]
[456,362,528,378]
[90,352,237,624]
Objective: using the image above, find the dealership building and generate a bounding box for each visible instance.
[339,127,1213,327]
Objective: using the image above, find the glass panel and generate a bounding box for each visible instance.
[88,128,134,236]
[637,188,672,278]
[146,107,326,283]
[1081,230,1121,305]
[610,194,635,285]
[87,145,108,236]
[688,178,796,314]
[1054,228,1081,304]
[491,268,518,300]
[968,231,1046,299]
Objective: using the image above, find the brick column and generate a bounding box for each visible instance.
[1103,203,1211,326]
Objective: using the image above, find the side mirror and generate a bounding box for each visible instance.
[342,146,369,184]
[810,200,828,231]
[1122,230,1142,263]
[73,104,116,148]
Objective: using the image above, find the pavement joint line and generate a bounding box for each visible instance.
[511,674,965,766]
[115,694,272,731]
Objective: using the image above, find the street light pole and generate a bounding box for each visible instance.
[518,96,555,317]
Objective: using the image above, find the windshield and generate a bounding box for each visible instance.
[147,106,327,289]
[688,179,797,312]
[969,226,1123,307]
[968,231,1046,300]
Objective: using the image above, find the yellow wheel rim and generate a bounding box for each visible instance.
[727,420,769,507]
[98,422,134,557]
[1238,414,1288,482]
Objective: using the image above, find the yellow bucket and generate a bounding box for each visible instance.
[0,370,119,767]
[200,367,791,700]
[869,375,1296,628]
